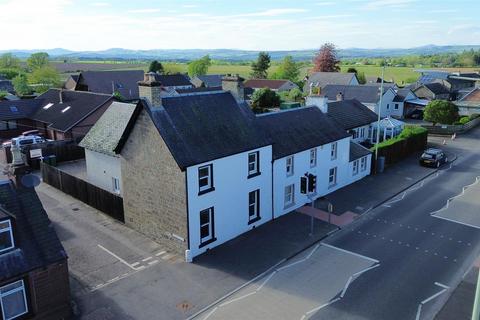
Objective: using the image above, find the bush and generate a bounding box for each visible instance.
[373,126,427,151]
[0,68,21,79]
[424,100,459,125]
[459,116,470,125]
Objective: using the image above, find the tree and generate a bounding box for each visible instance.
[251,52,271,79]
[148,60,164,74]
[187,55,211,77]
[288,88,303,102]
[273,55,300,82]
[357,72,366,84]
[0,53,20,69]
[251,88,281,113]
[347,67,358,73]
[12,74,32,96]
[312,43,340,72]
[423,100,459,125]
[28,66,61,93]
[27,52,49,70]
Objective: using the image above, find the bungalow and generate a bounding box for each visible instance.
[79,101,141,196]
[323,84,398,118]
[244,79,299,92]
[327,99,378,143]
[413,83,450,101]
[304,72,359,92]
[455,88,480,116]
[0,177,71,320]
[109,73,372,261]
[391,88,418,118]
[0,99,44,141]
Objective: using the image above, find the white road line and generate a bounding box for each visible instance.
[302,297,341,319]
[148,259,159,265]
[431,214,480,229]
[155,251,166,256]
[97,244,136,271]
[321,243,379,263]
[430,176,480,216]
[340,276,353,298]
[142,256,153,262]
[219,291,256,307]
[131,262,140,267]
[201,307,218,320]
[352,264,380,278]
[415,282,450,320]
[256,271,277,292]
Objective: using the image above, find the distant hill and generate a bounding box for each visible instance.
[2,45,480,61]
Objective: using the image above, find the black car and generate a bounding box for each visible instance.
[419,148,448,168]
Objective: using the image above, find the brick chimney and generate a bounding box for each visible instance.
[138,72,163,108]
[222,74,245,103]
[336,92,344,101]
[306,95,328,114]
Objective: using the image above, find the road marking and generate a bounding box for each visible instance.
[97,244,136,271]
[155,251,166,256]
[432,214,480,230]
[142,256,152,262]
[415,282,450,320]
[131,262,140,267]
[302,298,341,319]
[256,271,277,292]
[148,259,159,265]
[430,176,480,217]
[321,243,379,263]
[219,291,256,307]
[201,307,218,320]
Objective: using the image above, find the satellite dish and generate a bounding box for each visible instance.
[21,174,41,188]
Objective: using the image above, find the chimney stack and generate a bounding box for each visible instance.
[336,92,344,101]
[138,72,163,108]
[222,74,245,103]
[306,95,328,114]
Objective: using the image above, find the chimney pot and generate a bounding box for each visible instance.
[222,74,245,104]
[138,72,163,108]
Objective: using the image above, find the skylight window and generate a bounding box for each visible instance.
[43,103,54,110]
[9,106,18,113]
[61,106,71,113]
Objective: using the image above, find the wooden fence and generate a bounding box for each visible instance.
[422,117,480,135]
[41,162,124,222]
[372,130,428,172]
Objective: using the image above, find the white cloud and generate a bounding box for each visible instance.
[239,8,308,17]
[90,2,110,6]
[128,8,161,13]
[316,1,335,6]
[363,0,416,10]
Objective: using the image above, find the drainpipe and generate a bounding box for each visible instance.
[472,267,480,320]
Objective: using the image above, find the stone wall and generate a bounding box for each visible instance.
[120,109,188,255]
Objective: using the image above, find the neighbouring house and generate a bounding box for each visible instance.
[191,74,224,88]
[257,99,371,218]
[69,70,144,101]
[63,74,79,91]
[31,89,114,142]
[153,73,193,91]
[0,99,44,141]
[413,83,450,101]
[79,101,141,196]
[327,99,378,143]
[413,70,480,96]
[109,73,372,261]
[391,88,418,118]
[455,88,480,116]
[304,72,359,93]
[0,178,71,320]
[323,84,398,118]
[244,79,299,92]
[174,86,223,95]
[0,89,114,142]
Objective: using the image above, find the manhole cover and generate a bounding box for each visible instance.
[176,301,193,312]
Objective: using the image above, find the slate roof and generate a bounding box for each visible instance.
[424,82,450,95]
[307,72,358,89]
[244,79,291,90]
[145,92,271,170]
[153,74,193,87]
[193,74,223,87]
[327,99,378,130]
[0,80,14,93]
[257,107,350,160]
[77,70,144,100]
[0,99,44,120]
[0,181,67,282]
[32,89,113,132]
[393,88,416,102]
[80,101,140,156]
[323,85,384,103]
[175,86,222,95]
[349,141,371,162]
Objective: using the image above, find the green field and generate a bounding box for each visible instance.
[56,61,480,85]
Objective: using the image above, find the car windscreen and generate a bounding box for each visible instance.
[421,153,434,159]
[19,139,34,145]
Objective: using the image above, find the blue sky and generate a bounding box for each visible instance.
[0,0,479,51]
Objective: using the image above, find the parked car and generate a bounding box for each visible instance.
[409,110,424,120]
[4,135,46,148]
[419,148,448,168]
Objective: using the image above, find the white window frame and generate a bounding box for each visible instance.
[329,167,337,187]
[353,160,359,176]
[284,184,295,207]
[0,280,28,320]
[360,157,367,171]
[248,151,260,176]
[309,148,317,167]
[286,156,294,176]
[112,177,121,194]
[198,164,213,193]
[331,142,337,160]
[394,103,399,110]
[0,220,14,254]
[248,189,260,223]
[199,207,214,245]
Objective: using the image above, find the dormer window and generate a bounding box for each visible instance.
[0,220,14,254]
